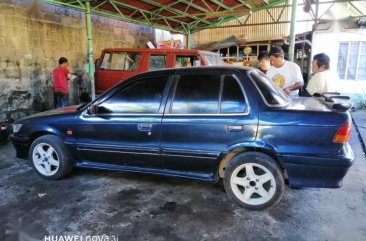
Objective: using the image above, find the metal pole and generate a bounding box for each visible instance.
[186,30,191,49]
[307,0,319,82]
[288,0,298,62]
[86,1,95,100]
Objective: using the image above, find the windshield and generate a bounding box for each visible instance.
[202,52,225,66]
[249,70,290,106]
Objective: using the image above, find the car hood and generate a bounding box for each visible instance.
[19,106,79,121]
[285,97,333,112]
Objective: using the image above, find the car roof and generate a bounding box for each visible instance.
[132,66,253,79]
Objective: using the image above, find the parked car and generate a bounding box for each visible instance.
[95,48,224,95]
[11,66,354,210]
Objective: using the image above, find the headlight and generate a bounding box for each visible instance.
[12,124,23,133]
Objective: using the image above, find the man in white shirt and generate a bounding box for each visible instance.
[266,46,304,96]
[306,53,338,96]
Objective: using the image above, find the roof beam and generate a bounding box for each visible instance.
[139,0,211,25]
[108,0,191,32]
[151,0,185,15]
[92,1,108,11]
[108,0,127,18]
[187,0,260,30]
[236,0,252,9]
[190,0,287,32]
[43,0,187,33]
[191,9,251,18]
[201,0,215,12]
[208,0,233,10]
[92,8,186,33]
[43,0,86,11]
[193,15,366,29]
[138,9,152,25]
[179,0,210,13]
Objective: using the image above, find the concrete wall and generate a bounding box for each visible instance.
[0,0,155,123]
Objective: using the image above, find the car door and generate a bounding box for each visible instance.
[160,73,258,175]
[76,75,172,169]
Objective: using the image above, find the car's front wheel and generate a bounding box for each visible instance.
[29,135,73,180]
[223,152,285,210]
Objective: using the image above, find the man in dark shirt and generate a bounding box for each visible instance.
[53,57,73,108]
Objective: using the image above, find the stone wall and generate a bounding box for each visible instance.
[0,0,155,123]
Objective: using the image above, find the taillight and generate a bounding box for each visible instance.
[333,122,352,143]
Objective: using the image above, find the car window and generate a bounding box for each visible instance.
[97,77,168,114]
[249,70,290,106]
[171,75,220,114]
[221,76,246,113]
[100,52,141,71]
[175,55,200,67]
[149,55,166,70]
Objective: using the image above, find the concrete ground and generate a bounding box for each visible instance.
[1,117,366,241]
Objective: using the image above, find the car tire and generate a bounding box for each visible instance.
[223,151,285,210]
[29,135,74,180]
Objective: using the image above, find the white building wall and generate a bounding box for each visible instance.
[312,24,366,94]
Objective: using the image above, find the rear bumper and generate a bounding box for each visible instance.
[280,144,354,188]
[10,134,30,159]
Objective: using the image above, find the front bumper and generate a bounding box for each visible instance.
[10,134,30,159]
[280,144,354,188]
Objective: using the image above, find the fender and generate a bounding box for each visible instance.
[216,141,281,178]
[27,123,78,155]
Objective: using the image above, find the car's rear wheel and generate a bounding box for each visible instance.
[29,135,73,180]
[223,152,285,210]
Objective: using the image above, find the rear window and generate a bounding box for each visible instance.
[202,53,225,66]
[100,52,141,71]
[249,70,290,106]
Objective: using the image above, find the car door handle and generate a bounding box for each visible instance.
[138,123,152,132]
[226,125,245,132]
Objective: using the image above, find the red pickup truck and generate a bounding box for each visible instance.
[95,48,224,94]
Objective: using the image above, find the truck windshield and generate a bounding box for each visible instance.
[201,53,225,66]
[249,70,290,106]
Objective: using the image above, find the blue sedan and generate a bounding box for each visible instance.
[11,66,354,210]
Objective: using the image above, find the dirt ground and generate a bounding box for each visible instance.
[1,130,365,241]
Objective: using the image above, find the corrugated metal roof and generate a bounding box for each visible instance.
[42,0,287,34]
[192,2,290,46]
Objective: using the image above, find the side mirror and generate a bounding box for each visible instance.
[87,104,97,115]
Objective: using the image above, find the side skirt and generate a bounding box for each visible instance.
[75,161,215,182]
